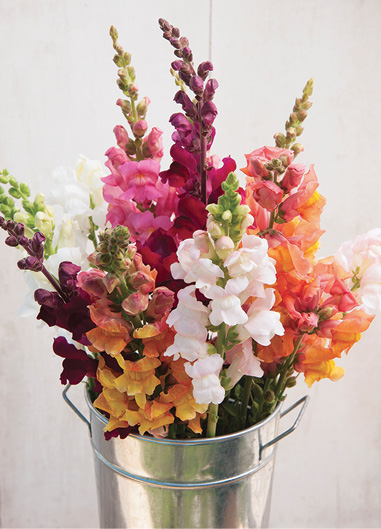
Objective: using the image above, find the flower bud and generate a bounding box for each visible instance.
[133,120,148,138]
[264,390,275,403]
[5,235,18,247]
[222,210,232,222]
[190,75,204,95]
[204,78,218,101]
[136,96,150,117]
[285,376,297,388]
[171,60,182,71]
[291,143,304,156]
[116,98,132,114]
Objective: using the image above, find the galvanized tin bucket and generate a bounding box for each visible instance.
[63,385,309,529]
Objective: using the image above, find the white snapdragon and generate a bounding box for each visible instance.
[165,285,209,360]
[45,155,108,257]
[336,228,381,313]
[224,234,277,301]
[237,288,284,345]
[184,354,225,404]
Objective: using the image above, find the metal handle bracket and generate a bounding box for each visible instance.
[62,383,91,435]
[260,395,310,459]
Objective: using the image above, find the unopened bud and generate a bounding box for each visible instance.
[5,235,18,247]
[289,112,298,124]
[291,143,304,156]
[286,127,296,138]
[297,110,308,121]
[109,25,118,41]
[286,376,297,388]
[133,120,148,138]
[274,132,286,148]
[123,51,131,65]
[116,98,132,114]
[136,97,150,117]
[318,305,334,321]
[222,210,232,222]
[264,390,275,403]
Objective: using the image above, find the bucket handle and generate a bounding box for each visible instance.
[259,395,310,459]
[62,383,91,435]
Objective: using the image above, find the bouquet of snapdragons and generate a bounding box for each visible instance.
[1,19,379,440]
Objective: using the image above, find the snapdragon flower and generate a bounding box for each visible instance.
[336,228,381,313]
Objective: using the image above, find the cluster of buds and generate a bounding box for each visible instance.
[274,78,314,156]
[0,169,55,257]
[110,26,150,142]
[88,225,135,273]
[159,18,218,136]
[206,173,254,246]
[0,216,45,271]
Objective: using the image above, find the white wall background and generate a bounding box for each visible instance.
[0,1,380,527]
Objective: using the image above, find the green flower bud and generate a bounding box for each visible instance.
[292,143,304,155]
[8,187,21,199]
[286,376,297,388]
[0,174,9,184]
[222,210,232,222]
[264,390,275,403]
[9,176,18,187]
[274,132,286,148]
[20,183,30,196]
[110,25,118,41]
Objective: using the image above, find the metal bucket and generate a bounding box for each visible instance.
[63,385,309,529]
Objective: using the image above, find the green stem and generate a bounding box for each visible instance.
[240,376,253,430]
[206,403,219,437]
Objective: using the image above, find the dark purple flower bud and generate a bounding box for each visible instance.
[178,70,191,85]
[158,18,171,31]
[6,219,15,230]
[174,91,198,120]
[182,46,193,62]
[174,49,182,58]
[17,256,43,272]
[13,223,25,236]
[172,27,180,38]
[0,216,5,228]
[5,235,18,247]
[34,288,64,308]
[204,79,219,101]
[171,60,182,71]
[170,37,181,49]
[197,61,214,80]
[190,75,204,95]
[59,261,81,292]
[201,101,218,127]
[18,236,28,247]
[31,232,46,258]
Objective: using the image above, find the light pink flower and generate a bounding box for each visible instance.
[244,146,294,182]
[225,339,264,388]
[336,228,381,313]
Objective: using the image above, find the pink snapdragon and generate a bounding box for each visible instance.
[226,340,264,388]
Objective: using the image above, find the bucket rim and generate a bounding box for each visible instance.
[85,386,282,445]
